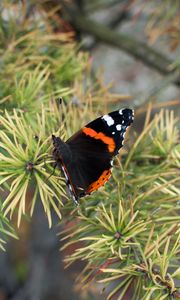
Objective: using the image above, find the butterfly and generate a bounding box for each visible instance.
[52,108,134,204]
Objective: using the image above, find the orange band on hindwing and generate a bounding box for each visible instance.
[87,169,111,193]
[82,127,115,153]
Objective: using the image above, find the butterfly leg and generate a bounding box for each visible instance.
[45,162,57,182]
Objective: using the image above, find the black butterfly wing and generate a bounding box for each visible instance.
[64,108,134,200]
[66,130,113,198]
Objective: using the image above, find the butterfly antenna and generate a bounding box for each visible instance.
[42,152,58,182]
[56,97,66,134]
[45,163,58,183]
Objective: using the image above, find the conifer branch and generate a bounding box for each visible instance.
[58,3,180,86]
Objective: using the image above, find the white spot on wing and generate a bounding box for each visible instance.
[131,109,134,120]
[72,195,79,205]
[119,109,123,115]
[68,184,73,192]
[61,165,79,205]
[112,131,115,135]
[116,124,122,131]
[102,114,114,126]
[67,183,79,204]
[61,166,68,180]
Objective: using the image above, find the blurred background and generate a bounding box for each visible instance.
[0,1,179,300]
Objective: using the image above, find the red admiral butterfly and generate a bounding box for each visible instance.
[52,108,134,204]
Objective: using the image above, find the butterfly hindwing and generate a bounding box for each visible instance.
[66,131,113,198]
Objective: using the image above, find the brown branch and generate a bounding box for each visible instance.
[66,13,180,86]
[83,1,131,51]
[40,1,180,87]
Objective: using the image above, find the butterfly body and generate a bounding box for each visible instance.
[52,108,134,203]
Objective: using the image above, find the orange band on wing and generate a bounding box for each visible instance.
[87,169,111,193]
[82,127,115,153]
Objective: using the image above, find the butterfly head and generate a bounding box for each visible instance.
[52,135,72,165]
